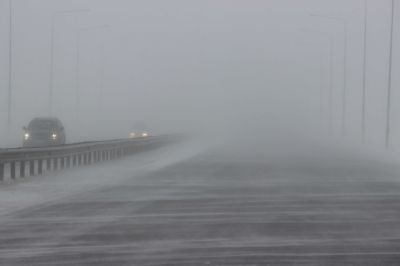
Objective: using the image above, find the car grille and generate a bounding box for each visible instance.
[30,132,52,140]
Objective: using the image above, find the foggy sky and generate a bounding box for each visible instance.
[0,0,399,154]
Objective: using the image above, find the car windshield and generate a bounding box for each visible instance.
[28,120,58,131]
[133,124,148,131]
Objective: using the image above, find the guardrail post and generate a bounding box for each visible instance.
[84,153,88,165]
[78,154,82,166]
[30,160,34,176]
[11,162,16,179]
[53,158,58,171]
[20,161,25,177]
[47,159,51,171]
[94,152,97,164]
[88,152,92,165]
[38,160,43,174]
[73,155,77,167]
[67,156,71,168]
[0,164,4,181]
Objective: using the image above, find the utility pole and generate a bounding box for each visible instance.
[301,29,333,131]
[76,25,109,123]
[100,38,130,117]
[8,0,12,130]
[310,14,347,136]
[49,9,89,116]
[386,0,395,149]
[362,0,367,143]
[295,43,323,123]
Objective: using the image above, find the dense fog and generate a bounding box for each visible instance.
[0,0,399,157]
[3,2,400,265]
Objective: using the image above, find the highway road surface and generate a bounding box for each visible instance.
[1,139,400,265]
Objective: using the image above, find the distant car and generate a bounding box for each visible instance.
[23,117,66,148]
[130,122,150,138]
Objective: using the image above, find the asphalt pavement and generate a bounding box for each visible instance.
[1,141,400,265]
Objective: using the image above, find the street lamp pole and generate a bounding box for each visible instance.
[49,9,89,117]
[310,14,347,136]
[76,25,109,123]
[8,0,12,130]
[295,43,323,123]
[362,0,367,143]
[100,38,130,116]
[301,29,333,131]
[386,0,395,149]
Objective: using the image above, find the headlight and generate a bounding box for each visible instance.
[131,133,135,136]
[142,133,147,136]
[52,134,57,139]
[24,133,29,140]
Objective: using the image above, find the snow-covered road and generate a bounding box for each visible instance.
[1,138,400,265]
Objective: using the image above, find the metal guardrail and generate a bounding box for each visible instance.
[0,135,182,181]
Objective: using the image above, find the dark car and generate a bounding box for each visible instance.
[130,122,150,138]
[23,117,66,147]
